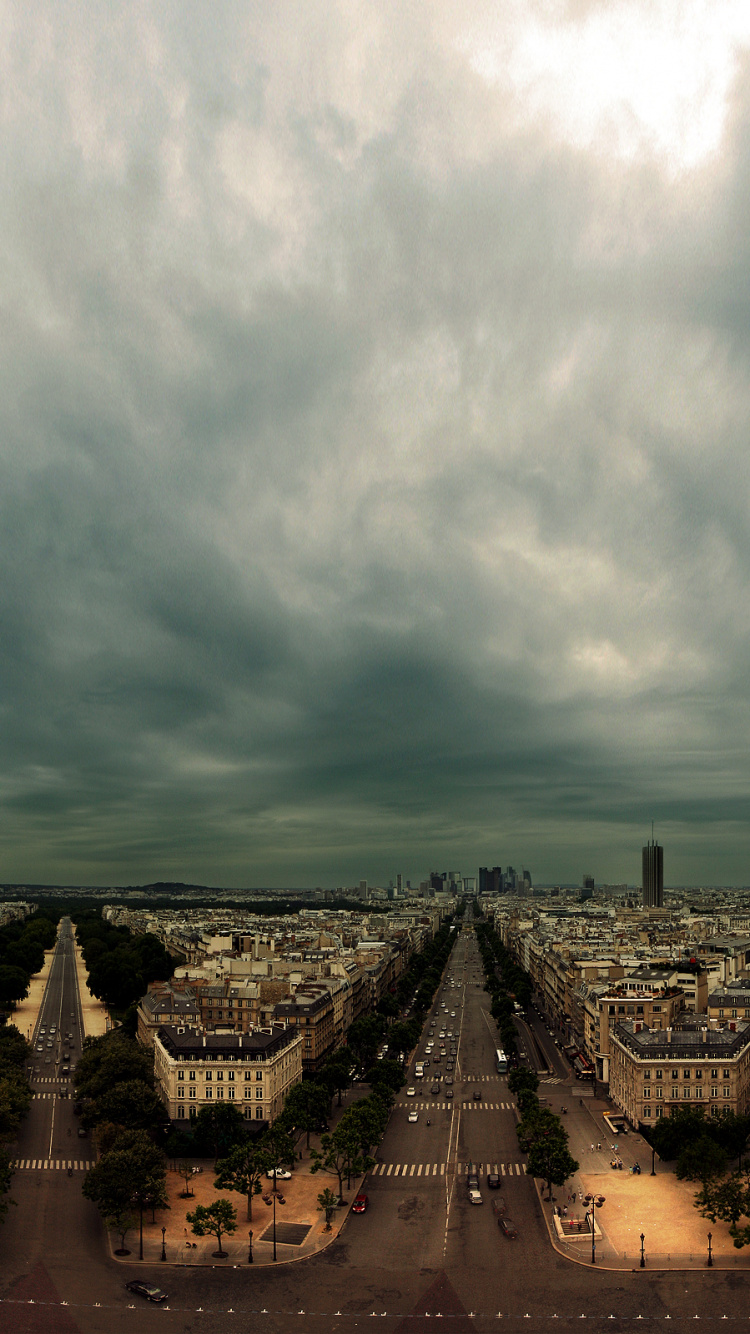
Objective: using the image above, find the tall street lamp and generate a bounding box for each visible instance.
[707,1232,713,1268]
[248,1230,254,1264]
[160,1227,166,1262]
[590,1195,597,1265]
[651,1145,657,1176]
[640,1232,645,1268]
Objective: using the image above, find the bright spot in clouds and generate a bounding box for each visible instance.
[465,0,750,172]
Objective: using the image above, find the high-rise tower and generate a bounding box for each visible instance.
[642,836,663,908]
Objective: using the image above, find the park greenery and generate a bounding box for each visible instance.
[83,1128,168,1256]
[510,1066,579,1199]
[186,1198,237,1256]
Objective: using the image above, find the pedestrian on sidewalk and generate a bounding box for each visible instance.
[590,1143,594,1152]
[597,1141,601,1150]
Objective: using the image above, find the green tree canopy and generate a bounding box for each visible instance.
[187,1199,237,1256]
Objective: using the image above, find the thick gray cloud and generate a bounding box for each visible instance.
[2,1,750,886]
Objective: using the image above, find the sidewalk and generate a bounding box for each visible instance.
[112,1087,370,1268]
[539,1090,750,1270]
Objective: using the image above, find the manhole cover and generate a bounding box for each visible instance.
[259,1221,312,1246]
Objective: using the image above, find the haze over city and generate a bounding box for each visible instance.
[3,3,750,888]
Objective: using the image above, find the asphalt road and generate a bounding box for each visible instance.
[2,921,749,1334]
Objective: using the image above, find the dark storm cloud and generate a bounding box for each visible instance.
[2,2,750,886]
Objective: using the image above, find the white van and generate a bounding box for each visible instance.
[415,1062,425,1078]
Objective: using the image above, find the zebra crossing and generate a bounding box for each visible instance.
[12,1159,93,1171]
[370,1161,526,1177]
[462,1074,503,1082]
[399,1101,515,1111]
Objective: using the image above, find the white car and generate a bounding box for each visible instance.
[266,1168,292,1180]
[468,1189,483,1206]
[408,1111,419,1123]
[406,1086,417,1096]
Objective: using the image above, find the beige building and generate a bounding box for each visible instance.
[154,1024,303,1126]
[609,1017,750,1129]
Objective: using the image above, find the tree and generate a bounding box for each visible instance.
[346,1097,389,1156]
[311,1122,373,1196]
[317,1187,339,1230]
[507,1067,539,1098]
[82,1129,167,1259]
[527,1135,579,1200]
[712,1113,750,1169]
[278,1080,331,1146]
[0,1146,15,1224]
[84,1079,168,1133]
[346,1015,385,1071]
[386,1020,420,1062]
[696,1170,750,1248]
[213,1141,270,1221]
[178,1162,195,1198]
[319,1049,355,1109]
[192,1103,247,1163]
[367,1058,405,1099]
[187,1199,237,1257]
[74,1032,154,1101]
[677,1135,728,1184]
[376,994,400,1021]
[0,966,29,1008]
[647,1107,706,1162]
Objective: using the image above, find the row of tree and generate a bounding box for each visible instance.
[0,1024,33,1223]
[509,1066,579,1198]
[0,912,58,1010]
[474,921,532,1062]
[75,911,175,1014]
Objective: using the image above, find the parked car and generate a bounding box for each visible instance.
[498,1215,518,1238]
[468,1189,483,1205]
[467,1171,479,1191]
[352,1193,368,1213]
[125,1281,168,1303]
[266,1168,292,1180]
[491,1195,507,1215]
[487,1173,500,1190]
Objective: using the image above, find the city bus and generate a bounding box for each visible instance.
[495,1048,508,1074]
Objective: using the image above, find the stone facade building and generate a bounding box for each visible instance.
[609,1016,750,1129]
[153,1024,303,1127]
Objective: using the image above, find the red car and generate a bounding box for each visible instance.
[352,1193,368,1213]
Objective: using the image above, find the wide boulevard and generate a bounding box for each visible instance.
[0,924,746,1334]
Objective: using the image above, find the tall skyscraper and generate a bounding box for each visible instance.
[642,837,663,908]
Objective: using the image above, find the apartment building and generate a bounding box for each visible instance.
[609,1017,750,1129]
[273,986,336,1073]
[154,1024,303,1126]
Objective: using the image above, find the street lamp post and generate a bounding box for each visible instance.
[248,1230,254,1264]
[590,1196,596,1265]
[272,1191,285,1261]
[707,1232,713,1268]
[640,1232,645,1268]
[651,1145,656,1177]
[161,1227,166,1262]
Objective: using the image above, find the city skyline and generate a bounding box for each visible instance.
[3,5,750,889]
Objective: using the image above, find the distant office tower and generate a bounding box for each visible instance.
[582,875,595,891]
[642,839,663,908]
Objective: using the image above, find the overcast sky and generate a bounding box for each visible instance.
[3,1,750,889]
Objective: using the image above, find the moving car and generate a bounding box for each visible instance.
[352,1193,368,1213]
[125,1280,168,1303]
[491,1196,507,1215]
[445,1089,454,1099]
[407,1086,417,1096]
[487,1173,500,1190]
[468,1189,483,1205]
[408,1111,419,1123]
[431,1083,441,1094]
[473,1091,482,1101]
[498,1216,518,1238]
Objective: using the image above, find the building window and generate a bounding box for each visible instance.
[178,1087,184,1098]
[256,1088,263,1099]
[205,1070,212,1081]
[189,1087,196,1099]
[696,1087,703,1099]
[732,1010,738,1018]
[643,1087,651,1099]
[228,1071,234,1082]
[724,1087,731,1098]
[609,1005,615,1014]
[683,1069,691,1079]
[255,1107,264,1119]
[643,1106,651,1117]
[683,1087,690,1098]
[653,1005,661,1012]
[256,1070,263,1080]
[655,1086,663,1098]
[217,1071,223,1081]
[178,1070,184,1082]
[656,1107,663,1118]
[178,1105,185,1119]
[656,1069,663,1080]
[644,1070,651,1080]
[189,1070,196,1081]
[205,1088,212,1099]
[711,1087,718,1099]
[228,1088,235,1100]
[671,1070,679,1080]
[723,1070,731,1079]
[711,1069,718,1079]
[671,1088,679,1099]
[719,1010,725,1018]
[244,1087,251,1099]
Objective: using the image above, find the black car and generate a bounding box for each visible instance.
[125,1281,168,1303]
[498,1216,518,1239]
[473,1090,482,1101]
[487,1173,500,1189]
